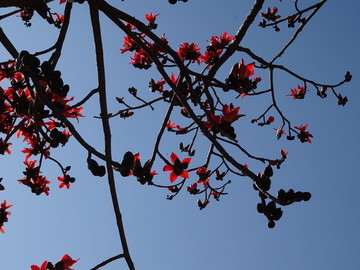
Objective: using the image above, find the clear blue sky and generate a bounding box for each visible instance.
[1,0,360,269]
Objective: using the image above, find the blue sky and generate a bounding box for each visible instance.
[1,0,360,269]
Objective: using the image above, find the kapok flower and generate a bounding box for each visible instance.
[226,59,261,94]
[58,174,75,189]
[222,104,246,123]
[59,254,79,270]
[163,152,191,183]
[199,49,222,66]
[145,12,159,29]
[54,13,64,26]
[287,85,307,99]
[130,50,152,69]
[120,36,140,54]
[202,104,245,140]
[267,116,275,124]
[280,149,288,158]
[237,59,255,80]
[30,261,47,270]
[178,43,201,64]
[273,128,286,139]
[0,200,12,233]
[207,32,233,50]
[295,124,313,143]
[261,7,281,21]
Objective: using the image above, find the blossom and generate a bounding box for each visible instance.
[0,200,12,233]
[120,36,139,54]
[202,104,245,140]
[237,59,255,79]
[166,120,183,131]
[18,160,51,196]
[199,49,222,65]
[261,7,281,21]
[197,199,210,210]
[196,166,211,186]
[58,174,75,189]
[267,116,275,124]
[0,138,12,155]
[226,59,261,94]
[287,85,306,99]
[30,261,47,270]
[59,254,79,270]
[149,78,166,92]
[130,50,152,69]
[295,124,313,143]
[187,182,199,194]
[280,149,288,158]
[145,12,159,29]
[273,128,286,139]
[207,32,233,50]
[177,43,201,64]
[54,13,64,25]
[163,152,191,183]
[222,104,245,123]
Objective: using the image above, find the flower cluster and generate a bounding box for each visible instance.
[0,52,83,194]
[18,160,51,195]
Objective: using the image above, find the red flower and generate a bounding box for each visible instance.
[145,12,159,29]
[280,149,288,158]
[59,0,67,4]
[178,43,201,64]
[120,36,139,54]
[187,182,199,194]
[232,59,255,80]
[54,13,64,25]
[202,104,245,140]
[287,85,306,99]
[0,138,12,155]
[30,261,47,270]
[273,128,286,139]
[196,166,211,186]
[130,50,152,69]
[149,78,166,92]
[163,152,191,183]
[18,160,51,196]
[166,120,182,131]
[261,7,281,21]
[0,200,12,233]
[207,32,233,50]
[199,49,222,66]
[295,124,313,143]
[197,199,210,210]
[59,254,79,270]
[267,116,275,124]
[222,104,246,123]
[58,174,75,189]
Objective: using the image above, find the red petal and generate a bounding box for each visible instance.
[170,152,179,163]
[163,164,173,172]
[180,170,189,179]
[169,172,178,183]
